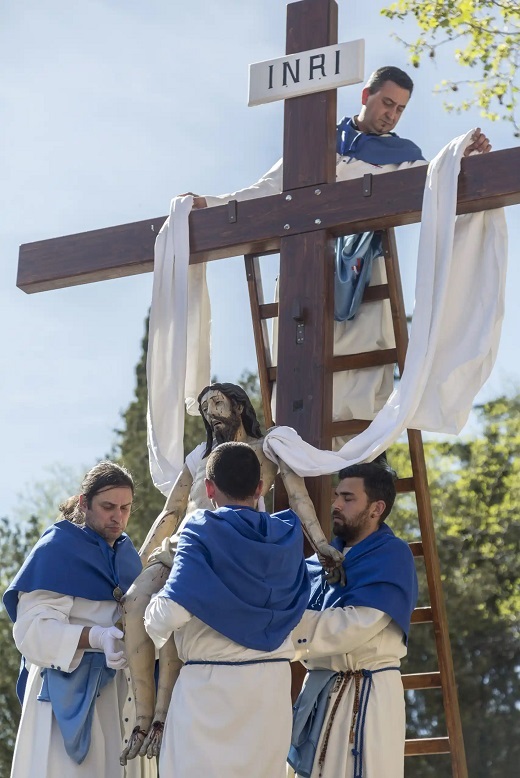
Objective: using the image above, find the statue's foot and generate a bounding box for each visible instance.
[120,726,148,765]
[140,720,165,759]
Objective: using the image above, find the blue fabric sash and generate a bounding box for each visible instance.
[306,524,418,644]
[3,520,142,623]
[160,506,310,652]
[37,652,116,765]
[336,116,425,164]
[334,232,383,322]
[288,669,337,777]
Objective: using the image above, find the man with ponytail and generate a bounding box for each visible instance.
[3,462,155,778]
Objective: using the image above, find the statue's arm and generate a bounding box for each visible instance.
[278,459,344,577]
[139,464,193,563]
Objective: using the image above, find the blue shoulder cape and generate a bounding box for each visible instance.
[306,523,417,643]
[3,520,142,623]
[336,116,425,165]
[160,506,310,652]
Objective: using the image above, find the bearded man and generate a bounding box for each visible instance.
[288,457,418,778]
[121,382,344,764]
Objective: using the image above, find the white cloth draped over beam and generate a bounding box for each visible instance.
[146,195,211,496]
[146,131,507,491]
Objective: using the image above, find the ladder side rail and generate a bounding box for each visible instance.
[244,254,275,429]
[381,229,468,777]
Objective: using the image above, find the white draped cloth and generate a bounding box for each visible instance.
[147,131,507,487]
[147,196,210,495]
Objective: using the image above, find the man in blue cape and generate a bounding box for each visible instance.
[3,461,155,778]
[186,66,490,441]
[144,441,311,778]
[287,457,418,778]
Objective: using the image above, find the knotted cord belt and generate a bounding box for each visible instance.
[317,666,400,778]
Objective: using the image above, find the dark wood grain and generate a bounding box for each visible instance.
[18,148,520,293]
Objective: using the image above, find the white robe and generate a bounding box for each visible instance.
[10,590,156,778]
[145,595,296,778]
[289,605,408,778]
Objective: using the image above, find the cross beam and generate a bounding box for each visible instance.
[17,147,520,293]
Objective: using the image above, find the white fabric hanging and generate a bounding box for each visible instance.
[146,196,211,496]
[263,131,507,475]
[146,132,507,488]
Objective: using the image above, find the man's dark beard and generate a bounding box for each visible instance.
[332,506,370,545]
[213,413,242,444]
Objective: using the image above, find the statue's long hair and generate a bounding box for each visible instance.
[197,383,262,458]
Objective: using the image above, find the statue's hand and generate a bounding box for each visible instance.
[316,542,346,587]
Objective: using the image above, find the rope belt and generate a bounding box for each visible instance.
[184,658,290,667]
[318,666,400,778]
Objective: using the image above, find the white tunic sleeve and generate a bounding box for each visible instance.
[291,606,391,660]
[13,590,86,673]
[204,158,283,207]
[144,595,193,650]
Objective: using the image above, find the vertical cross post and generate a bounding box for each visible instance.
[276,0,338,528]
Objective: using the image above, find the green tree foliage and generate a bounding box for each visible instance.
[388,395,520,777]
[0,516,42,775]
[381,0,520,133]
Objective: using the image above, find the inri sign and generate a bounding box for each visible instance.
[248,39,364,107]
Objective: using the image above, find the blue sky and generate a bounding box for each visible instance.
[1,0,518,519]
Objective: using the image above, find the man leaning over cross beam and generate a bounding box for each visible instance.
[181,66,491,445]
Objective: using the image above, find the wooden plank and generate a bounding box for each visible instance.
[408,541,424,557]
[329,419,371,436]
[276,229,335,447]
[396,476,415,493]
[411,606,433,623]
[405,738,451,756]
[275,0,337,531]
[362,283,389,303]
[244,255,274,428]
[403,672,442,690]
[283,0,338,189]
[17,148,520,293]
[331,347,397,371]
[259,302,278,319]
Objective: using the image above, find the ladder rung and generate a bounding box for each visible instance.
[329,419,371,436]
[332,348,397,372]
[411,606,432,623]
[396,476,415,493]
[402,672,442,690]
[256,289,389,319]
[259,302,278,319]
[405,737,451,756]
[362,283,390,303]
[408,541,424,557]
[269,346,399,385]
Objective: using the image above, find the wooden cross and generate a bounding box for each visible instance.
[17,0,520,518]
[17,1,520,525]
[17,5,520,477]
[15,2,520,773]
[17,0,520,528]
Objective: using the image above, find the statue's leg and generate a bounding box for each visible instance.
[120,562,170,765]
[140,635,182,758]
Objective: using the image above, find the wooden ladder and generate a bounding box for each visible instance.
[244,229,468,777]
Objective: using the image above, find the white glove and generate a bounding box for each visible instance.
[88,625,127,670]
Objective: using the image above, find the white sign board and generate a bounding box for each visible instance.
[248,39,365,107]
